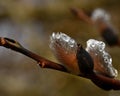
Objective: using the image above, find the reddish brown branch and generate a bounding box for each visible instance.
[0,37,68,72]
[1,37,120,90]
[70,7,94,25]
[89,73,120,90]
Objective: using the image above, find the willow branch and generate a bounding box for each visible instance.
[89,73,120,90]
[70,7,94,25]
[1,37,120,90]
[0,37,68,72]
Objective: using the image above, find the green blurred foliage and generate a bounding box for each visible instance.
[0,0,120,96]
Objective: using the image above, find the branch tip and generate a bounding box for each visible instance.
[0,37,6,46]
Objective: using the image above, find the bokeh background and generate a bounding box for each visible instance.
[0,0,120,96]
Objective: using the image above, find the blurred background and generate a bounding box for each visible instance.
[0,0,120,96]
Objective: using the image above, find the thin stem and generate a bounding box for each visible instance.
[0,37,68,72]
[1,37,120,90]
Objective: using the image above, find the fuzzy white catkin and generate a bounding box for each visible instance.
[50,32,78,54]
[91,8,111,22]
[50,32,118,77]
[86,39,118,77]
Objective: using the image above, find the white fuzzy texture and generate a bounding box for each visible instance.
[49,32,80,74]
[86,39,118,78]
[50,32,78,54]
[49,32,118,77]
[91,8,110,22]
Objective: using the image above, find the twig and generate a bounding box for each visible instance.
[0,37,68,72]
[71,7,120,47]
[90,73,120,90]
[70,7,94,25]
[0,37,120,90]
